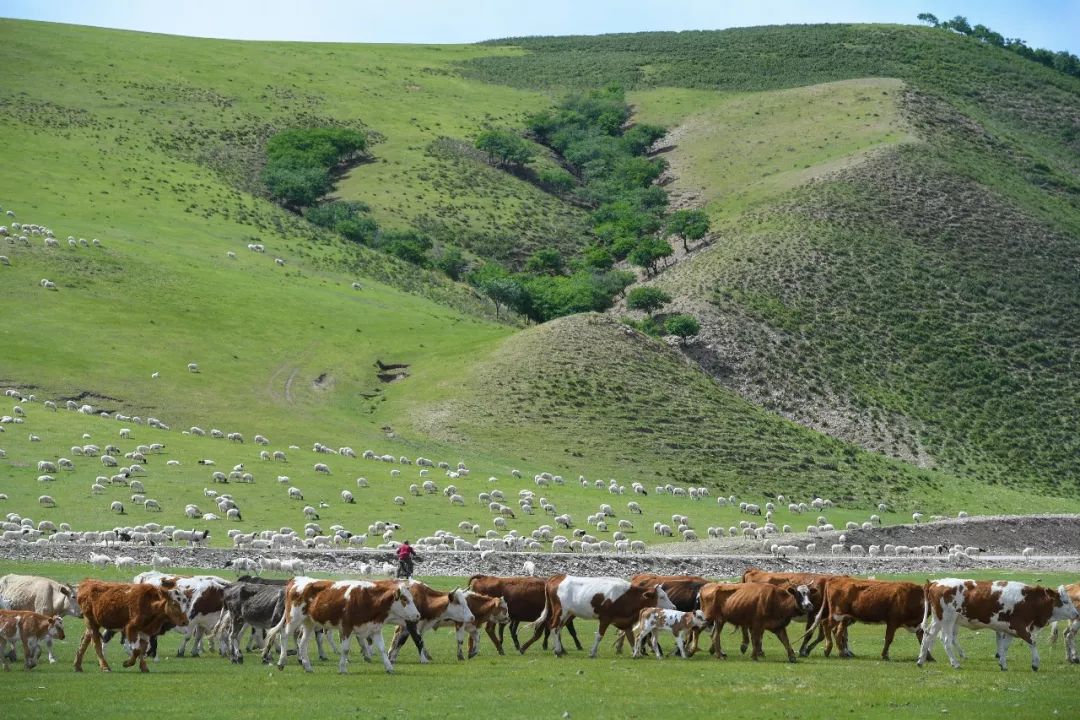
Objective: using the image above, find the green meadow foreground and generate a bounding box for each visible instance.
[0,561,1078,719]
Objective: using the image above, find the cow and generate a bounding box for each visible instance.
[616,573,709,656]
[435,590,510,660]
[527,575,674,657]
[700,582,813,662]
[125,572,228,657]
[467,575,584,654]
[741,567,835,656]
[804,577,928,660]
[73,579,189,672]
[0,610,65,670]
[918,578,1080,671]
[268,577,421,673]
[1049,581,1080,663]
[0,574,80,664]
[387,581,474,663]
[632,608,709,660]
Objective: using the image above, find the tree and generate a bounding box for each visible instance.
[469,263,522,320]
[524,247,565,276]
[916,12,939,27]
[628,236,674,276]
[475,129,535,168]
[434,246,468,281]
[626,286,672,315]
[943,15,972,35]
[665,314,701,344]
[665,209,710,253]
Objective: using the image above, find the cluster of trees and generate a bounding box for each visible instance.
[918,13,1080,78]
[625,286,700,342]
[262,127,368,209]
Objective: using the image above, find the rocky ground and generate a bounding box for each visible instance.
[3,515,1079,578]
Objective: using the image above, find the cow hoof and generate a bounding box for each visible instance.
[176,650,185,658]
[799,649,809,658]
[74,666,83,673]
[1032,665,1038,672]
[48,657,57,664]
[788,657,797,664]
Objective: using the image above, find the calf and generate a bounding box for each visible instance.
[741,567,834,656]
[0,574,80,664]
[806,577,927,660]
[468,575,583,654]
[618,573,709,656]
[632,608,708,660]
[528,575,674,657]
[0,610,65,670]
[74,579,189,672]
[446,590,510,660]
[918,578,1080,671]
[269,577,421,673]
[131,572,228,657]
[388,581,474,663]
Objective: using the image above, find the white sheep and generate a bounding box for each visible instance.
[110,501,124,514]
[89,552,112,569]
[313,463,331,475]
[187,362,200,373]
[38,495,56,508]
[393,496,406,506]
[288,487,304,500]
[341,490,355,504]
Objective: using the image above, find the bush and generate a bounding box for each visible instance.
[627,286,672,314]
[538,167,577,193]
[305,201,378,243]
[373,229,433,267]
[475,129,535,167]
[262,127,368,209]
[665,314,701,343]
[433,246,469,281]
[524,247,565,276]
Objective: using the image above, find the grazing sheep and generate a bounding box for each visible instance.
[912,512,924,523]
[356,477,369,488]
[288,487,304,501]
[110,501,124,514]
[393,496,406,506]
[38,495,56,508]
[313,463,331,475]
[144,498,162,511]
[1022,547,1035,558]
[89,552,112,569]
[187,362,200,373]
[341,490,355,504]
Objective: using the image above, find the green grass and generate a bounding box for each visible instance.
[629,78,914,216]
[1,560,1078,719]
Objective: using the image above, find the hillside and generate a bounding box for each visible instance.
[2,19,1079,538]
[467,24,1080,493]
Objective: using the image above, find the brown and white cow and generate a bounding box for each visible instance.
[468,575,583,654]
[1049,582,1080,663]
[439,590,509,660]
[530,575,674,657]
[741,567,835,656]
[699,582,813,661]
[918,578,1080,671]
[270,577,420,673]
[387,581,474,663]
[0,574,80,664]
[632,608,709,660]
[0,610,65,670]
[805,577,927,660]
[134,571,228,657]
[74,579,189,673]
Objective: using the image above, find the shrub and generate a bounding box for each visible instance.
[665,314,701,343]
[627,286,672,314]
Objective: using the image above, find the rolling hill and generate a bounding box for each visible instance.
[2,19,1079,541]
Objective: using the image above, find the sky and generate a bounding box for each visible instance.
[1,0,1077,55]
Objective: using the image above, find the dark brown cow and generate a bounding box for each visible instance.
[0,610,65,671]
[468,575,583,654]
[701,582,813,661]
[529,575,675,657]
[269,577,420,673]
[807,577,928,660]
[447,591,510,659]
[742,568,836,656]
[74,579,189,673]
[918,578,1080,671]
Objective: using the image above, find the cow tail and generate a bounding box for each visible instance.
[262,611,286,656]
[921,581,931,631]
[532,586,551,631]
[800,590,828,643]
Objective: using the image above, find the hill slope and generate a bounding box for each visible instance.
[467,24,1080,493]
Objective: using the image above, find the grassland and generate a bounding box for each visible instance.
[1,560,1078,720]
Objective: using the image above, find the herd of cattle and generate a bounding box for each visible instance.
[1,569,1079,674]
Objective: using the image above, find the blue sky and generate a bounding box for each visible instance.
[2,1,1077,55]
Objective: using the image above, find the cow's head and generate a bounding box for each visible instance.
[491,597,510,625]
[61,583,82,617]
[1056,586,1080,621]
[654,584,676,610]
[689,609,709,628]
[160,588,190,627]
[392,584,422,623]
[446,588,475,625]
[48,615,65,640]
[789,585,815,613]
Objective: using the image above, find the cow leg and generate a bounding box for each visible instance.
[1066,620,1080,663]
[371,629,394,674]
[296,623,315,672]
[518,620,544,654]
[122,627,146,670]
[337,629,351,674]
[315,629,329,661]
[0,638,10,671]
[996,631,1013,671]
[44,635,57,664]
[774,626,798,663]
[455,624,466,661]
[589,620,610,658]
[176,627,188,657]
[189,624,205,657]
[676,632,689,660]
[566,618,584,651]
[652,631,664,660]
[21,635,35,670]
[750,626,766,661]
[388,625,407,662]
[468,627,482,659]
[711,621,728,659]
[1023,632,1040,672]
[837,619,854,658]
[881,623,898,660]
[484,621,505,655]
[739,625,750,655]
